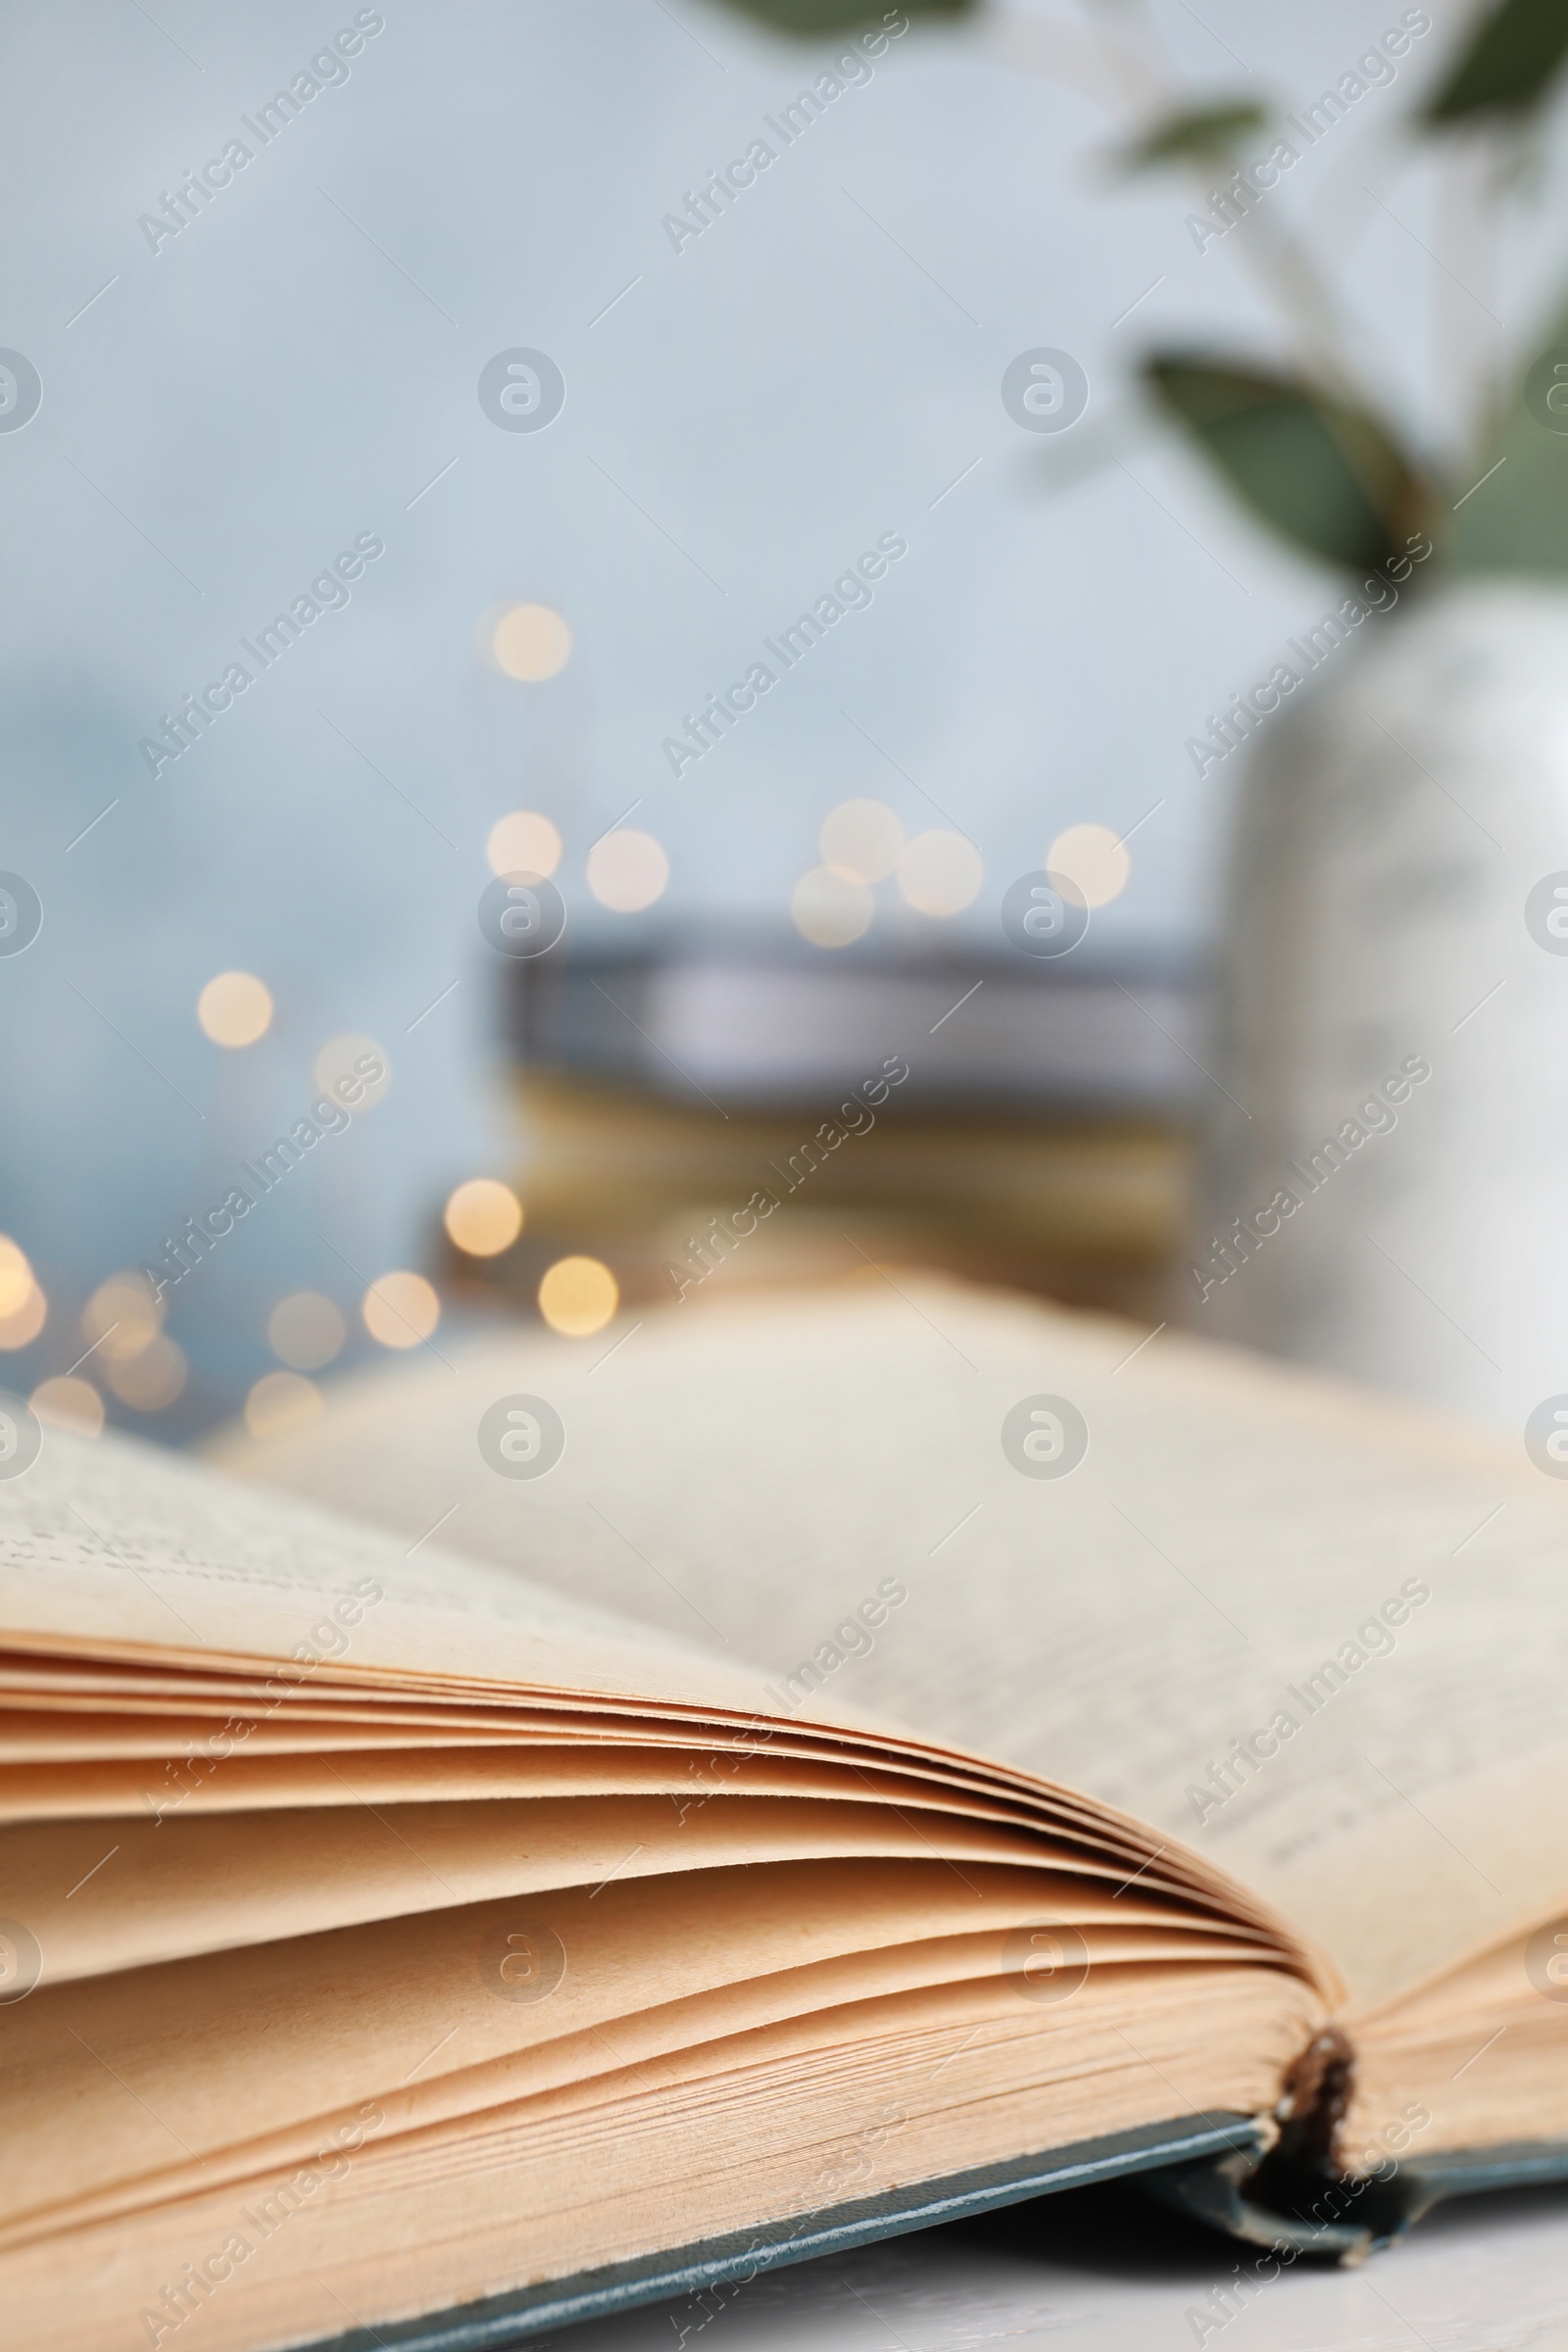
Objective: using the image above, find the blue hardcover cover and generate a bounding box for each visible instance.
[298,2112,1264,2352]
[295,2111,1568,2352]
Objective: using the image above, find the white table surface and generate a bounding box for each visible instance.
[547,2180,1568,2352]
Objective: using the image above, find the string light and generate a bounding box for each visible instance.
[312,1034,390,1113]
[490,604,571,682]
[362,1271,440,1348]
[245,1370,323,1441]
[897,830,984,916]
[0,1240,45,1350]
[267,1292,346,1371]
[106,1336,186,1410]
[1047,821,1131,906]
[538,1255,617,1337]
[485,812,563,879]
[0,1238,32,1321]
[0,1282,46,1348]
[819,799,904,884]
[197,971,272,1048]
[586,830,669,912]
[444,1179,523,1256]
[790,865,873,948]
[81,1273,163,1362]
[29,1377,102,1438]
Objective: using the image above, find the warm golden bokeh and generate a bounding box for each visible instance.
[363,1271,441,1348]
[0,1237,32,1321]
[197,970,273,1048]
[81,1272,164,1363]
[897,830,984,916]
[312,1033,390,1113]
[819,799,904,884]
[491,604,572,682]
[585,829,669,912]
[485,810,563,880]
[267,1291,346,1372]
[790,864,874,948]
[29,1376,103,1438]
[538,1254,618,1337]
[444,1178,524,1257]
[245,1370,323,1441]
[106,1335,187,1411]
[0,1279,46,1350]
[1047,821,1131,907]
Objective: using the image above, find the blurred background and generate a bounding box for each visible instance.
[3,0,1567,1450]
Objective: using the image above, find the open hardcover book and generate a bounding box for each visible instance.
[4,1280,1566,2352]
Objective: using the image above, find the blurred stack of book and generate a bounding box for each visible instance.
[453,933,1203,1322]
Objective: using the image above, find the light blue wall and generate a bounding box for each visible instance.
[0,0,1509,1430]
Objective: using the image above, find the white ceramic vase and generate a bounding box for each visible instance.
[1190,579,1568,1434]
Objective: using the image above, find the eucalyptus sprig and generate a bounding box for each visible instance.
[713,0,1568,580]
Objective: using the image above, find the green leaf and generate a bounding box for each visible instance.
[1145,356,1433,574]
[1424,0,1568,122]
[711,0,971,30]
[1120,101,1268,172]
[1452,303,1568,574]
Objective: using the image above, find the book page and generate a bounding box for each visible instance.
[0,1852,1288,2232]
[0,1426,772,1720]
[218,1279,1568,2008]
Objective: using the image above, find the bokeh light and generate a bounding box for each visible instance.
[197,970,272,1048]
[444,1178,523,1257]
[81,1272,164,1362]
[29,1376,104,1438]
[362,1270,441,1348]
[0,1237,33,1321]
[790,865,874,949]
[897,830,984,916]
[0,1239,45,1350]
[538,1254,618,1337]
[0,1281,46,1349]
[490,603,572,682]
[485,811,563,879]
[312,1033,390,1114]
[819,799,904,884]
[267,1291,346,1372]
[106,1335,187,1410]
[245,1370,323,1441]
[586,829,669,912]
[1047,821,1131,907]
